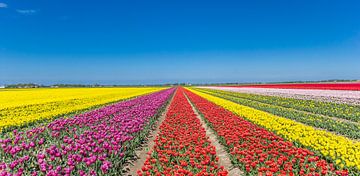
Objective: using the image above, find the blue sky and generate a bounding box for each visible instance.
[0,0,359,84]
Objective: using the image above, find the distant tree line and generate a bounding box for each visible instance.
[5,83,44,88]
[2,79,358,88]
[3,83,171,88]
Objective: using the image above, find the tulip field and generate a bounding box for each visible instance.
[0,88,164,133]
[1,84,360,175]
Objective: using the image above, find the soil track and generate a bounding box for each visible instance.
[124,91,176,175]
[184,92,243,176]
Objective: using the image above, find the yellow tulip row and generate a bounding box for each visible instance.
[0,87,164,132]
[0,88,162,109]
[187,88,360,170]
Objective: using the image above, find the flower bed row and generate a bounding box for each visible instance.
[228,83,360,91]
[0,88,174,175]
[139,88,227,176]
[195,88,360,139]
[187,88,360,173]
[202,86,360,106]
[184,88,350,175]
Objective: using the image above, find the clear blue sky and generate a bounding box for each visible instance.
[1,0,359,85]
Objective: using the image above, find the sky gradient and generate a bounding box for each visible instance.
[1,0,360,85]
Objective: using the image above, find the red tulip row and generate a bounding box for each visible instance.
[139,88,228,176]
[184,88,349,176]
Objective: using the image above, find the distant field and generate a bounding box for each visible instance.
[0,87,164,132]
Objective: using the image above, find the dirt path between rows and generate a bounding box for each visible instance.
[124,91,176,175]
[184,93,243,176]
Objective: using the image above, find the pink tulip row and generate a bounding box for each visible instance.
[200,86,360,105]
[0,88,175,176]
